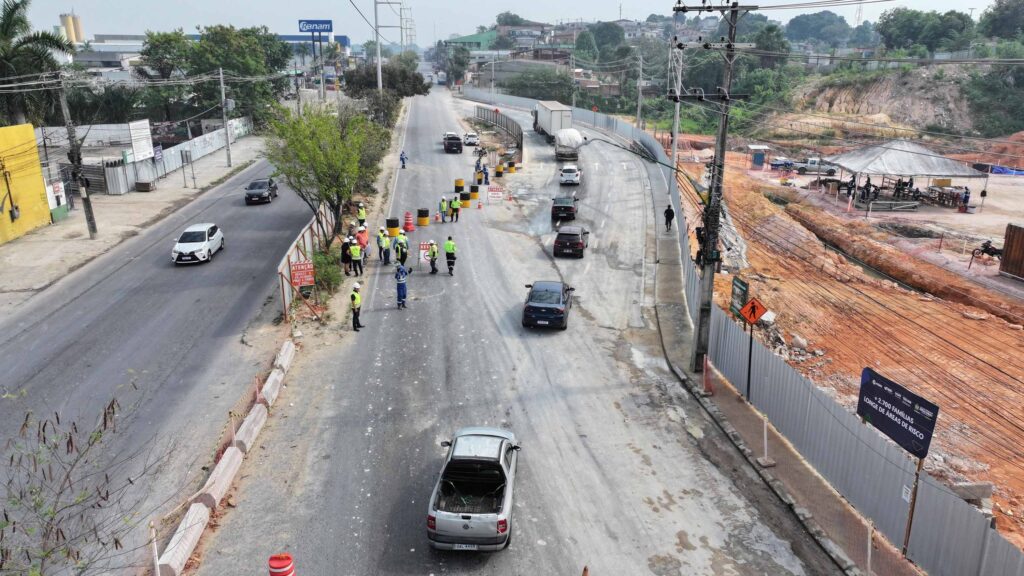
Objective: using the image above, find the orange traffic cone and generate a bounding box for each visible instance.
[477,201,483,210]
[434,212,441,222]
[403,211,416,232]
[582,567,589,576]
[269,553,295,576]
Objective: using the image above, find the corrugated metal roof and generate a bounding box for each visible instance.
[825,139,986,178]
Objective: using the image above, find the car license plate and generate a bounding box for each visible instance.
[181,256,192,261]
[453,544,478,551]
[536,320,549,325]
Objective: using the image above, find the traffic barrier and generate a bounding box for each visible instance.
[470,184,479,200]
[158,503,210,576]
[475,172,483,185]
[234,404,268,454]
[434,211,441,222]
[507,160,516,174]
[274,340,296,372]
[417,208,430,227]
[454,178,464,193]
[262,368,285,407]
[477,201,483,210]
[194,446,243,510]
[460,192,471,208]
[269,553,295,576]
[495,164,504,178]
[386,217,400,237]
[403,211,416,232]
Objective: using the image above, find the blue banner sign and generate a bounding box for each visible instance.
[856,367,939,459]
[299,20,333,33]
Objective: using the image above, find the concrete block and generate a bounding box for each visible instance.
[951,481,994,503]
[158,503,210,576]
[234,404,268,454]
[194,447,243,510]
[261,368,285,407]
[274,339,296,372]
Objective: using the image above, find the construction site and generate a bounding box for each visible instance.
[667,130,1024,547]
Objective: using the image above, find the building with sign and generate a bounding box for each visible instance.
[0,125,52,245]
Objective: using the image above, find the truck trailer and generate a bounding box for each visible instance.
[533,101,572,142]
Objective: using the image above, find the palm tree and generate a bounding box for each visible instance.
[295,42,310,67]
[0,0,74,125]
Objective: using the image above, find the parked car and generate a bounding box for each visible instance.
[442,131,458,144]
[791,157,837,175]
[551,195,579,220]
[553,225,590,258]
[244,178,278,204]
[769,157,793,170]
[559,164,582,185]
[464,132,480,146]
[172,223,224,264]
[444,133,464,154]
[427,427,520,551]
[522,281,574,329]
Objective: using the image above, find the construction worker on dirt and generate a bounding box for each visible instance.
[357,203,367,227]
[444,236,457,276]
[350,239,363,277]
[395,262,409,309]
[350,283,364,332]
[439,196,449,223]
[450,197,462,222]
[393,230,409,266]
[377,226,390,264]
[428,239,439,274]
[340,236,352,276]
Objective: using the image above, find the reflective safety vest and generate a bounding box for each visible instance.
[428,245,439,259]
[377,232,388,247]
[350,291,361,310]
[357,207,367,220]
[440,199,448,212]
[444,240,456,254]
[350,244,362,259]
[395,267,408,284]
[451,199,461,210]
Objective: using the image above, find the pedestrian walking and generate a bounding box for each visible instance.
[400,150,408,169]
[377,226,390,263]
[341,236,352,276]
[444,236,457,276]
[451,197,462,222]
[439,196,449,223]
[393,231,409,266]
[357,203,367,227]
[350,283,364,332]
[664,204,675,232]
[350,240,364,277]
[428,239,439,274]
[395,263,409,309]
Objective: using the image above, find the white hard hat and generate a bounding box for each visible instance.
[359,202,364,206]
[442,195,446,199]
[379,226,386,231]
[430,239,436,244]
[353,283,361,289]
[399,230,406,235]
[358,225,365,231]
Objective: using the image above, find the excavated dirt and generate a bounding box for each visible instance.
[674,149,1024,549]
[948,130,1024,169]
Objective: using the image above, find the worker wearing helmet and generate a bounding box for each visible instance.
[439,196,448,223]
[350,283,364,332]
[377,226,390,264]
[428,239,439,274]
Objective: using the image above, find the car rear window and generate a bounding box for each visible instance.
[529,289,562,304]
[553,197,574,205]
[247,181,268,189]
[561,168,578,174]
[556,233,578,243]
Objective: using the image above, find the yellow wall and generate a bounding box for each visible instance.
[0,124,50,245]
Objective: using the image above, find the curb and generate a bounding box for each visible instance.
[155,339,297,576]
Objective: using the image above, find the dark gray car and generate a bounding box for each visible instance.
[244,178,278,204]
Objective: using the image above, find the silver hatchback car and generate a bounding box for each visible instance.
[427,427,520,551]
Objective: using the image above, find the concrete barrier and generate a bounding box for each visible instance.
[262,368,285,407]
[158,503,210,576]
[234,404,268,454]
[194,447,243,510]
[274,340,296,372]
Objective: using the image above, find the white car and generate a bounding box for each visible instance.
[172,223,224,264]
[559,165,582,185]
[463,132,479,146]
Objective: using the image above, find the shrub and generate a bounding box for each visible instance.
[313,247,343,293]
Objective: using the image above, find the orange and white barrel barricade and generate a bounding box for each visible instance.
[269,553,295,576]
[403,211,416,232]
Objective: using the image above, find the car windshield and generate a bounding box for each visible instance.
[529,288,562,304]
[561,168,578,174]
[178,231,206,243]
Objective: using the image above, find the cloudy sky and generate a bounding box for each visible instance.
[31,0,995,46]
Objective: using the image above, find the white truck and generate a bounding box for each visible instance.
[554,128,583,161]
[533,101,572,142]
[791,157,837,176]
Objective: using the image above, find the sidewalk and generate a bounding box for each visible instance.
[653,227,924,576]
[0,136,265,313]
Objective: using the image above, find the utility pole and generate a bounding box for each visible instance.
[669,41,684,171]
[374,0,403,92]
[59,76,97,239]
[219,67,232,167]
[570,51,576,108]
[635,49,643,128]
[672,1,757,372]
[295,73,302,117]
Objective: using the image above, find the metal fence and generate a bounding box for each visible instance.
[474,106,523,162]
[461,87,1024,576]
[276,202,336,320]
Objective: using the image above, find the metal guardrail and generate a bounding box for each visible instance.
[474,106,523,163]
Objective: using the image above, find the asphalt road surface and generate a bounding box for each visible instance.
[0,158,311,546]
[195,81,840,575]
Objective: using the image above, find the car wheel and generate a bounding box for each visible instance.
[503,529,512,549]
[798,167,807,174]
[220,238,225,252]
[827,169,836,176]
[206,249,213,262]
[560,318,568,331]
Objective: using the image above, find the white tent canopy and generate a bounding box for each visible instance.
[825,139,987,179]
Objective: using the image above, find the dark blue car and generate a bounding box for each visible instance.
[522,281,575,330]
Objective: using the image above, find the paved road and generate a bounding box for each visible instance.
[0,159,311,531]
[195,81,840,575]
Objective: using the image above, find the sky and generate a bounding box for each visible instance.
[30,0,996,47]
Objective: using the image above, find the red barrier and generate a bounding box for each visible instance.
[403,211,416,232]
[269,553,295,576]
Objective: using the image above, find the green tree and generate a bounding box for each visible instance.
[574,30,599,62]
[391,50,419,73]
[500,67,573,102]
[754,24,789,68]
[343,63,428,98]
[364,40,392,61]
[849,21,877,46]
[785,11,851,44]
[979,0,1024,40]
[0,0,74,125]
[590,22,625,54]
[491,35,514,50]
[445,44,471,82]
[476,25,488,34]
[496,12,528,26]
[136,29,192,122]
[294,42,310,66]
[717,12,769,40]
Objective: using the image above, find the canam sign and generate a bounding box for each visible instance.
[856,367,939,459]
[299,20,333,33]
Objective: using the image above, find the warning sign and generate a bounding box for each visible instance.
[738,297,766,325]
[290,261,315,288]
[420,241,432,261]
[488,188,504,201]
[730,277,749,316]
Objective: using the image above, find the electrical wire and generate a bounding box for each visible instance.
[348,0,397,45]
